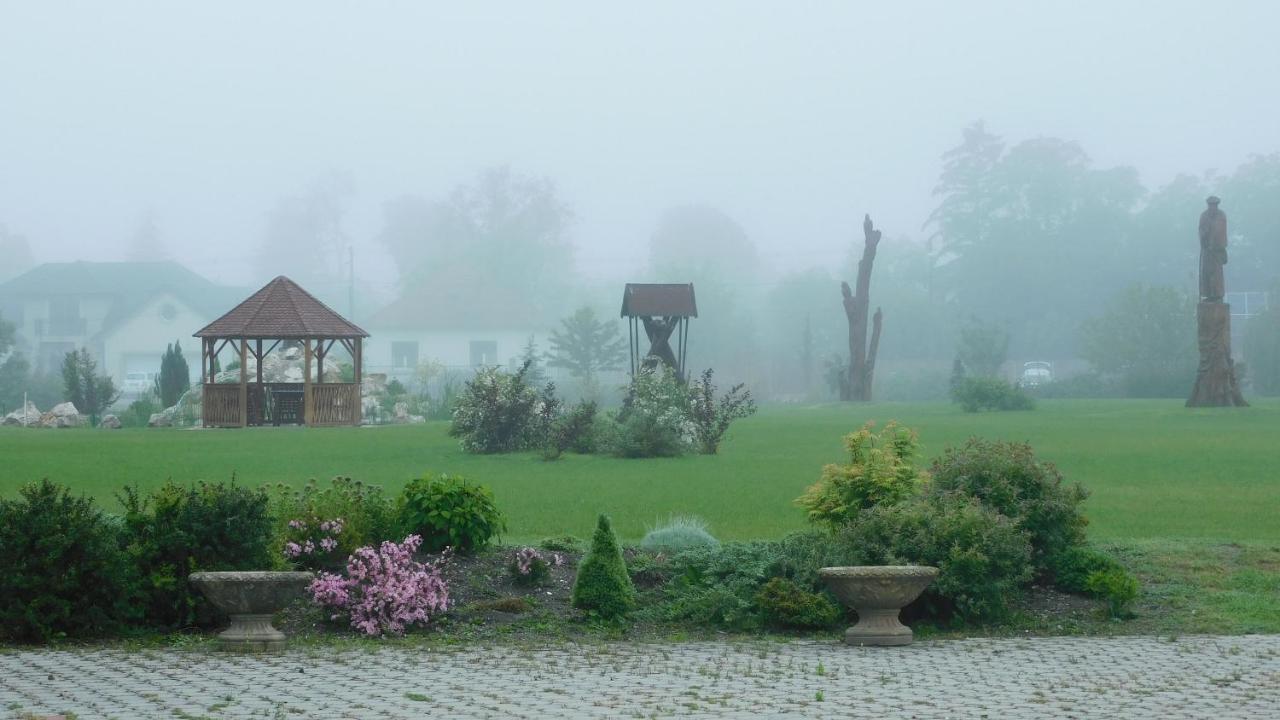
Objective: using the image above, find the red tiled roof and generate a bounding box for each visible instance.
[194,276,368,338]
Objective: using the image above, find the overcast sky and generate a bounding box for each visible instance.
[2,0,1277,297]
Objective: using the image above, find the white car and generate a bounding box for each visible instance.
[1020,361,1053,387]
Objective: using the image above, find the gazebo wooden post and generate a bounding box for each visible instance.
[354,337,363,425]
[238,338,248,427]
[303,338,313,427]
[255,339,263,385]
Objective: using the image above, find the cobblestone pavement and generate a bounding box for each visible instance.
[2,635,1278,719]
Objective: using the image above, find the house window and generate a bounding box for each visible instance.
[48,297,83,336]
[391,341,419,369]
[470,340,497,367]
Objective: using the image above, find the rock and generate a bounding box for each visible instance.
[408,414,426,424]
[50,401,80,417]
[214,369,241,384]
[99,414,122,429]
[2,401,40,426]
[45,402,84,427]
[38,411,58,429]
[394,401,409,421]
[148,411,173,428]
[363,373,387,394]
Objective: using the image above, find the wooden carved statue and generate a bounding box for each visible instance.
[1198,196,1228,302]
[641,316,680,371]
[1187,196,1247,407]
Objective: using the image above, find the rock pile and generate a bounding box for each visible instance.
[2,401,41,426]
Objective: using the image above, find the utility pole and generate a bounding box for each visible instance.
[348,246,355,320]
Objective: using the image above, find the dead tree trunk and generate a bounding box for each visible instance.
[842,214,883,401]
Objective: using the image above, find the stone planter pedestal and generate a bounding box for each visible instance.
[189,571,313,652]
[819,566,938,646]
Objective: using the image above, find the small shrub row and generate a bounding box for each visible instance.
[795,424,1136,624]
[951,376,1035,412]
[0,470,508,642]
[450,363,755,460]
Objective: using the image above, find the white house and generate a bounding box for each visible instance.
[362,287,550,382]
[0,261,239,389]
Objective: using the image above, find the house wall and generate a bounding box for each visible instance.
[362,329,547,379]
[100,293,210,384]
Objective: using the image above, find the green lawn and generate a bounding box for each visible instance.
[2,399,1277,545]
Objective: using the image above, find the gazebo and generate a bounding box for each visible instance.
[194,276,369,428]
[620,283,697,379]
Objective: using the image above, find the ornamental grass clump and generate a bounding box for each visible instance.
[571,515,635,619]
[309,535,450,637]
[641,514,720,553]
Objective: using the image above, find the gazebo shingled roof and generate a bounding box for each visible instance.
[195,276,368,339]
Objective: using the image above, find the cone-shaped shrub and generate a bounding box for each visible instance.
[571,514,635,619]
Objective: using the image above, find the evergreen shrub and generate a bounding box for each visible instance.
[119,479,274,629]
[571,515,635,619]
[755,577,841,629]
[832,495,1034,622]
[0,480,134,642]
[928,438,1088,574]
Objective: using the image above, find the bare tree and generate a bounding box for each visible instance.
[841,214,883,401]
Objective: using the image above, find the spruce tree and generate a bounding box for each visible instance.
[156,340,190,408]
[571,514,635,619]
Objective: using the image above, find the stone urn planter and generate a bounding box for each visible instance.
[189,571,313,652]
[819,566,939,646]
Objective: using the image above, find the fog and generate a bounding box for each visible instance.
[2,0,1279,400]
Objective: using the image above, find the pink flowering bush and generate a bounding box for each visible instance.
[281,515,346,570]
[509,546,562,586]
[309,535,450,636]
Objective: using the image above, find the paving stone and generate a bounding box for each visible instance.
[1,635,1278,718]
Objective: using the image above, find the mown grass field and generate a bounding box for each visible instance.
[2,399,1277,544]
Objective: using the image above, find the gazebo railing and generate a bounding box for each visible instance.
[203,384,243,428]
[307,383,361,426]
[202,382,359,427]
